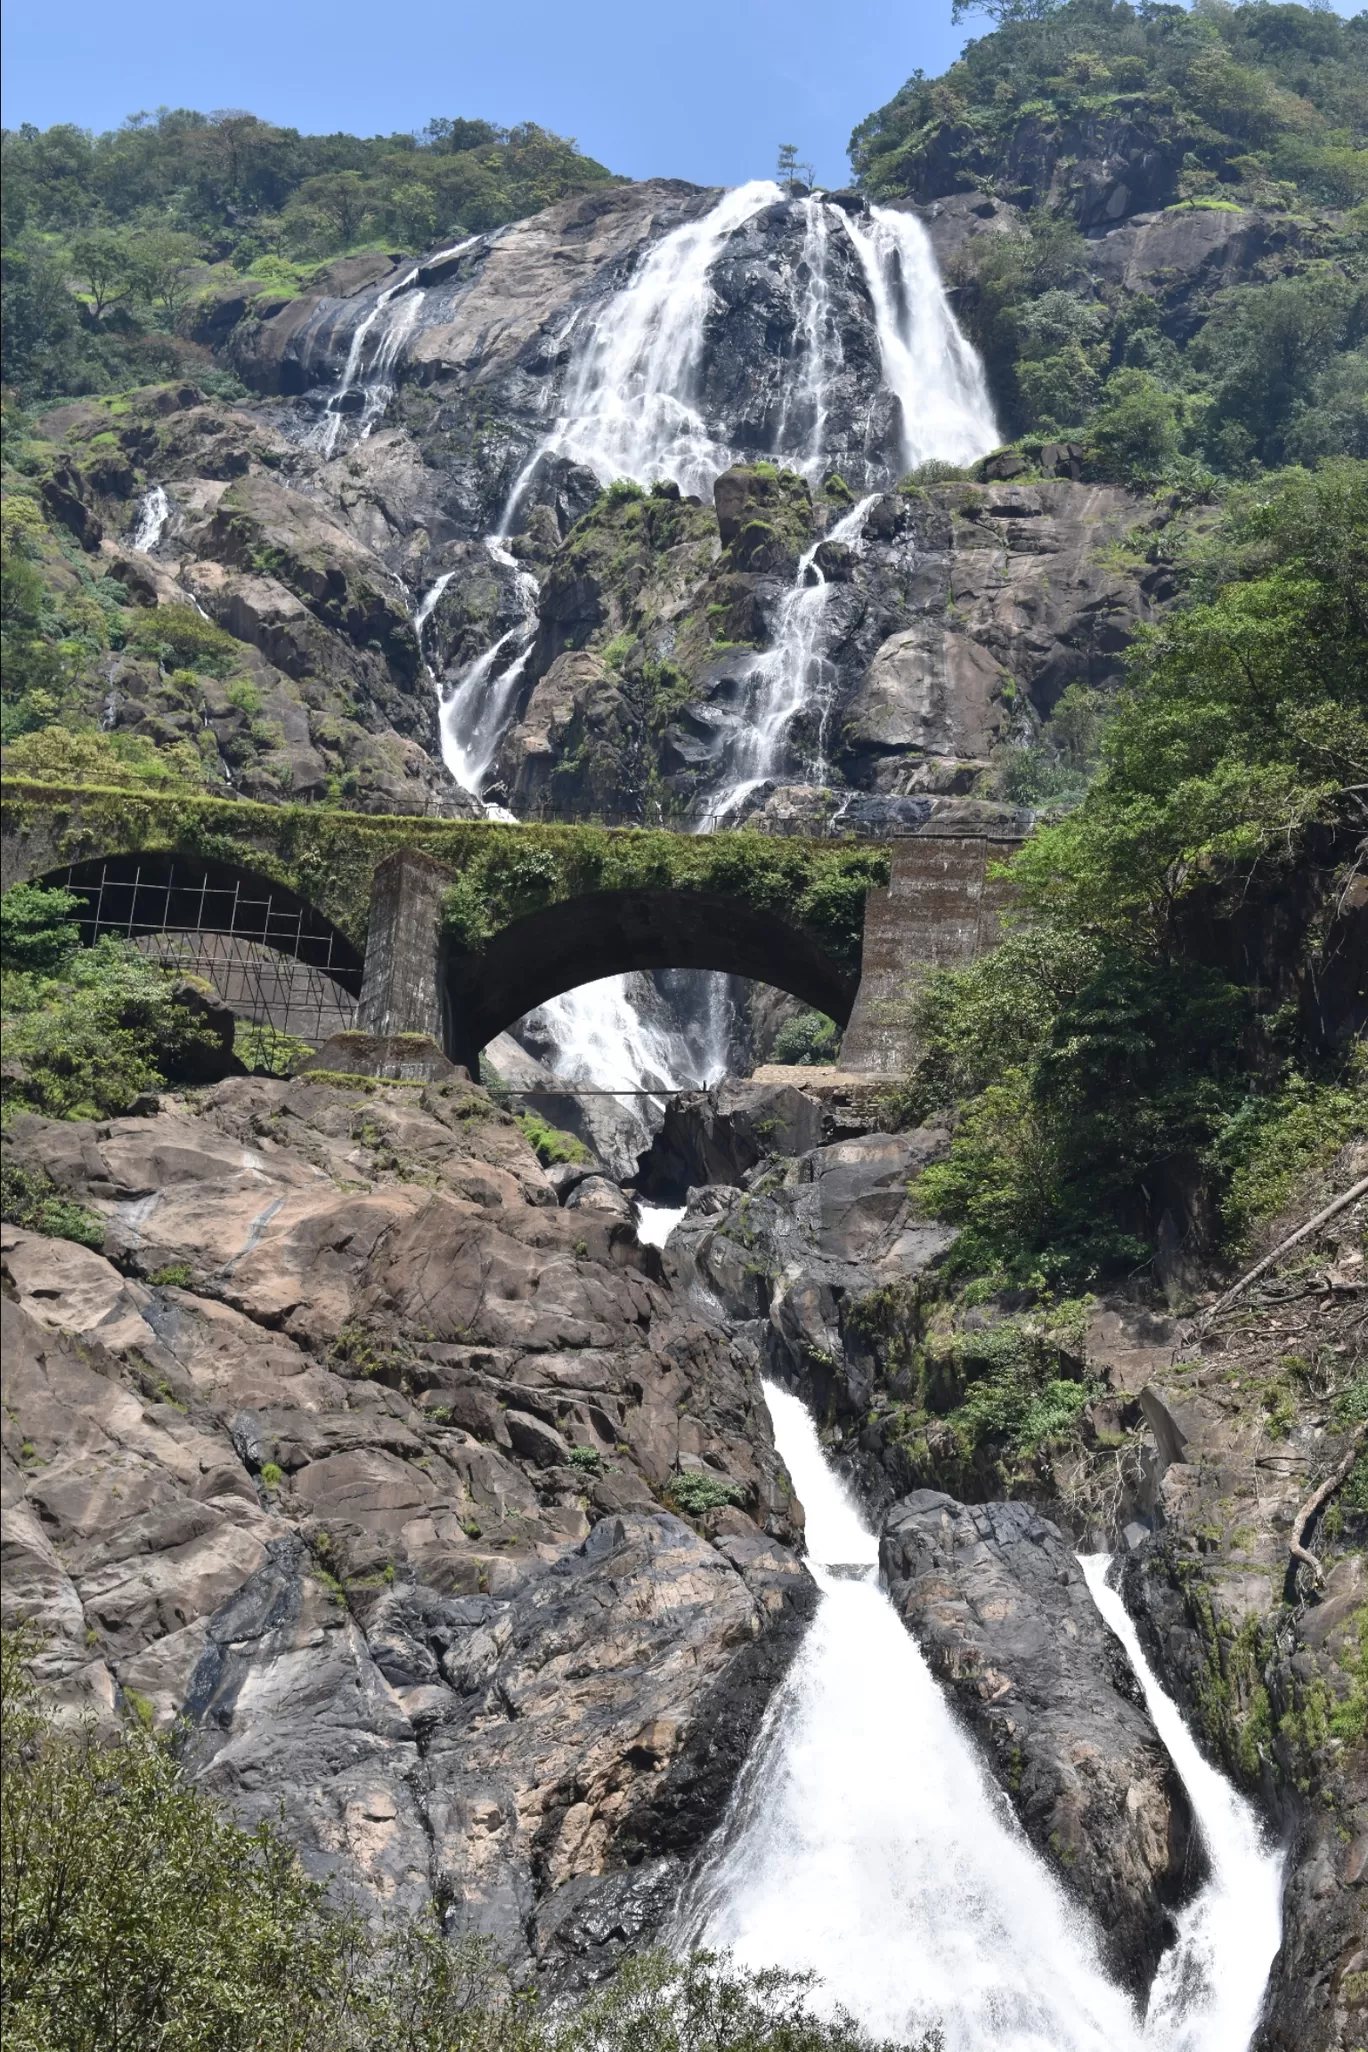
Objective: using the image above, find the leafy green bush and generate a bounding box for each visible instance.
[126,603,243,676]
[2,722,209,790]
[0,1158,105,1248]
[668,1471,748,1516]
[770,1010,842,1067]
[2,936,222,1121]
[0,883,81,972]
[1,1627,930,2052]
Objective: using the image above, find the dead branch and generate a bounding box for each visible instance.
[1288,1424,1367,1585]
[1197,1176,1368,1334]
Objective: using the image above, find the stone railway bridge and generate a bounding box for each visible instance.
[1,783,1022,1077]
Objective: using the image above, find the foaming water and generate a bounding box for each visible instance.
[500,180,782,522]
[435,540,540,804]
[684,1384,1142,2051]
[706,493,879,821]
[130,484,170,552]
[843,208,999,470]
[635,1201,686,1248]
[683,1387,1280,2052]
[1079,1557,1283,2052]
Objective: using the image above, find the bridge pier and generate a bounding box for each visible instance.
[357,848,452,1046]
[840,834,1023,1074]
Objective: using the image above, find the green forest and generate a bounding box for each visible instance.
[857,0,1367,470]
[1,111,616,399]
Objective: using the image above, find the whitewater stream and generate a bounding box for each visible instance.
[679,1385,1282,2052]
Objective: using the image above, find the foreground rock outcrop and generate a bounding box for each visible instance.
[0,1073,814,1978]
[881,1491,1200,1994]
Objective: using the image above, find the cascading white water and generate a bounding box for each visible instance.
[413,569,456,674]
[312,237,479,459]
[130,485,170,552]
[844,207,999,473]
[634,1200,687,1247]
[685,1384,1145,2051]
[775,196,843,479]
[433,540,540,805]
[1079,1558,1284,2052]
[707,493,880,822]
[683,1387,1282,2052]
[449,186,997,1116]
[499,180,782,526]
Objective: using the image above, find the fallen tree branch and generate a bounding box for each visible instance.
[1289,1425,1367,1585]
[1197,1176,1368,1333]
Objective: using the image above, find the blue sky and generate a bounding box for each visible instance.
[4,2,1363,190]
[3,0,973,188]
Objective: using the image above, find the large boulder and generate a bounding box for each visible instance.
[635,1080,823,1201]
[0,1071,814,1977]
[880,1490,1202,1994]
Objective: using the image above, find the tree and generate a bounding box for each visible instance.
[130,227,200,323]
[950,0,1062,22]
[68,225,141,319]
[283,170,380,253]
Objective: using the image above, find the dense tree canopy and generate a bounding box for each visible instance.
[0,110,617,401]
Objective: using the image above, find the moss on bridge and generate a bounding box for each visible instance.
[1,783,890,976]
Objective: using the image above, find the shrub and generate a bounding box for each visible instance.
[0,1626,931,2051]
[770,1009,842,1067]
[0,1159,105,1248]
[668,1471,748,1515]
[2,936,223,1121]
[126,603,242,675]
[2,722,209,790]
[0,883,82,972]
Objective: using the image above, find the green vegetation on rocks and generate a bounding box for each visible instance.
[0,1627,934,2052]
[1,882,223,1121]
[853,0,1367,474]
[888,459,1367,1287]
[2,112,617,404]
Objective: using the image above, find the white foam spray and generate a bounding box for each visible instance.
[1079,1557,1283,2052]
[683,1388,1281,2052]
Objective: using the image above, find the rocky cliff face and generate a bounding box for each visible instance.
[24,178,1192,833]
[0,1074,814,1981]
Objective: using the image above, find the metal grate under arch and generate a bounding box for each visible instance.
[45,853,364,1045]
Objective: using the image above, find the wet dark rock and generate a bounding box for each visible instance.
[881,1491,1203,1994]
[636,1081,823,1203]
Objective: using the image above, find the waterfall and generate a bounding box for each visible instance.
[454,187,997,1133]
[774,197,843,479]
[499,180,783,526]
[310,243,477,459]
[434,540,540,805]
[1078,1558,1283,2052]
[706,493,880,822]
[413,569,456,675]
[130,485,170,552]
[682,1386,1281,2052]
[844,207,999,472]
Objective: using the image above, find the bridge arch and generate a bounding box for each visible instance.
[28,852,364,1042]
[444,886,857,1072]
